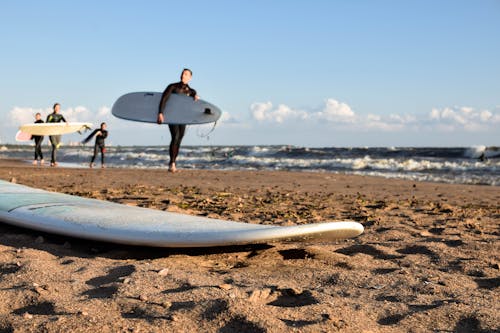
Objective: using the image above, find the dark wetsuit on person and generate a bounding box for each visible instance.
[84,129,108,166]
[158,81,197,167]
[46,113,67,165]
[32,119,44,161]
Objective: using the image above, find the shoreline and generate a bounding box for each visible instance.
[0,158,498,332]
[2,144,498,187]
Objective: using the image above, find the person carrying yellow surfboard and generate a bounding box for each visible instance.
[46,103,67,167]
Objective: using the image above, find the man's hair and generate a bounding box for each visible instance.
[180,68,192,79]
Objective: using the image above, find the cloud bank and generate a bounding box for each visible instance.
[249,99,499,133]
[3,100,498,146]
[7,106,113,127]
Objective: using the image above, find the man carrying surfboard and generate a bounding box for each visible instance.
[32,113,44,166]
[46,103,67,167]
[157,68,199,173]
[83,122,108,168]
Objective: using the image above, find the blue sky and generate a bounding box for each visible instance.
[1,0,499,147]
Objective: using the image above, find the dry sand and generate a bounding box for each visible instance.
[0,158,498,332]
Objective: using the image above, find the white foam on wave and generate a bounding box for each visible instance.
[465,145,486,159]
[0,145,498,185]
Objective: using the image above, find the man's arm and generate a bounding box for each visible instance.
[157,84,175,124]
[82,129,98,144]
[158,84,175,115]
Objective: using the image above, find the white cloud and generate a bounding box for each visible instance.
[97,106,111,118]
[479,110,492,122]
[250,102,308,123]
[248,99,499,134]
[316,98,356,122]
[218,111,239,124]
[7,107,51,126]
[427,106,500,131]
[389,114,416,123]
[7,106,113,128]
[249,98,417,131]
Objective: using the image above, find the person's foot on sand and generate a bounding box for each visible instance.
[40,159,44,166]
[101,164,106,169]
[50,162,58,167]
[168,162,177,173]
[32,160,37,165]
[90,163,95,169]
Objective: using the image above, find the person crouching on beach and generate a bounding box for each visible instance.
[157,68,199,173]
[32,112,45,165]
[46,103,67,167]
[83,122,108,168]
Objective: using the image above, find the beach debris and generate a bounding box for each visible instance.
[22,312,33,319]
[218,283,233,290]
[419,230,433,237]
[32,283,47,294]
[9,177,16,183]
[248,288,272,303]
[157,268,169,276]
[139,294,148,302]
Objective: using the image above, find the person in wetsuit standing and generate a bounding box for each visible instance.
[46,103,67,167]
[157,68,199,172]
[83,122,108,168]
[32,112,44,166]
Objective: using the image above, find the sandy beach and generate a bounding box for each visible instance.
[0,158,498,332]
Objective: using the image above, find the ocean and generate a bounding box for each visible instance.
[1,144,499,186]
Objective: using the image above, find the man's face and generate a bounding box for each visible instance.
[181,70,192,84]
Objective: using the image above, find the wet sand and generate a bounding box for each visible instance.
[0,158,498,332]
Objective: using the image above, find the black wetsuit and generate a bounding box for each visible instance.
[84,129,108,165]
[32,119,44,161]
[46,113,67,164]
[158,82,197,166]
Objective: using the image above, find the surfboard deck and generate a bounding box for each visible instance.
[15,131,32,142]
[19,122,92,136]
[0,180,364,248]
[111,92,222,125]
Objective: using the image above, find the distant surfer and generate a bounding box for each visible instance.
[46,103,67,167]
[157,68,199,172]
[32,112,45,166]
[83,122,108,168]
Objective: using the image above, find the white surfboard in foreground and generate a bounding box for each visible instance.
[0,180,364,247]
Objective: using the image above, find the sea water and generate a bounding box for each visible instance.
[1,144,498,186]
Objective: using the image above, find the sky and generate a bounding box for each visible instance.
[1,0,499,147]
